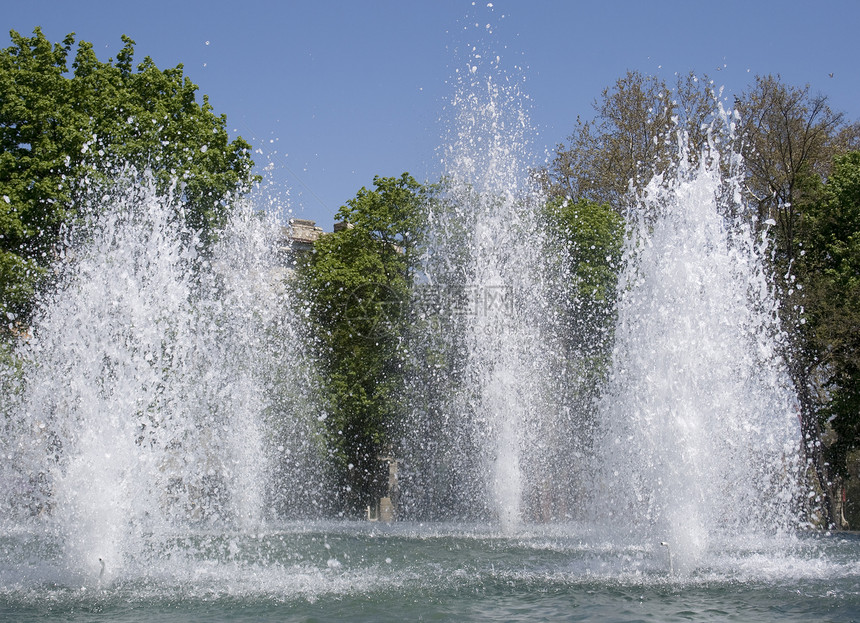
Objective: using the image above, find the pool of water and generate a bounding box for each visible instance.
[1,522,858,622]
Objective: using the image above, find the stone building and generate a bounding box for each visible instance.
[279,218,324,254]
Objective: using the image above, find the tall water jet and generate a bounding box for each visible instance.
[402,17,553,527]
[0,172,321,579]
[595,128,805,570]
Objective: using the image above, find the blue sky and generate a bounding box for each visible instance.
[5,1,860,228]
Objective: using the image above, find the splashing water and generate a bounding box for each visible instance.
[400,30,806,542]
[0,172,321,581]
[400,31,554,528]
[594,132,805,571]
[0,14,833,615]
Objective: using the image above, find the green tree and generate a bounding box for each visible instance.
[298,173,427,515]
[800,152,860,517]
[734,76,854,523]
[0,28,256,331]
[543,197,624,318]
[538,197,624,516]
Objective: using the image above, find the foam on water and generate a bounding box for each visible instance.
[1,522,858,617]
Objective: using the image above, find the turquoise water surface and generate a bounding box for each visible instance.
[2,522,858,622]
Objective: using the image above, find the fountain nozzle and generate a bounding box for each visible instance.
[659,542,674,576]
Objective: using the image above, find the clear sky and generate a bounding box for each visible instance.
[5,1,860,228]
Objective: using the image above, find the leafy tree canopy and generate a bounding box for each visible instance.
[543,197,623,308]
[801,151,860,477]
[335,173,428,251]
[0,28,256,329]
[298,173,428,515]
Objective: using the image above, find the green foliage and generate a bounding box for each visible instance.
[543,197,623,310]
[298,173,427,514]
[802,152,860,477]
[336,172,427,253]
[541,196,623,408]
[526,197,624,518]
[0,28,256,329]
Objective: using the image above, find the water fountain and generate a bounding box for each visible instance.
[0,173,323,584]
[593,132,806,572]
[1,14,859,622]
[397,36,554,526]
